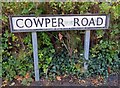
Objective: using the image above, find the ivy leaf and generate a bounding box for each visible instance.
[21,78,27,85]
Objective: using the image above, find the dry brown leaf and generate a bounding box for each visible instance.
[58,33,63,41]
[92,79,98,85]
[69,78,73,83]
[81,80,85,83]
[14,75,19,79]
[56,76,62,81]
[98,76,103,82]
[107,66,111,74]
[25,72,30,79]
[9,82,15,86]
[63,74,67,78]
[2,80,8,87]
[2,80,8,86]
[17,76,23,81]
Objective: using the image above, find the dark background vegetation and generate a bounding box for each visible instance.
[1,1,120,85]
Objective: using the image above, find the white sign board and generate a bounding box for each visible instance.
[9,14,109,32]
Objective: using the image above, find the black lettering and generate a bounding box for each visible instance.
[88,18,95,26]
[97,17,103,25]
[58,18,65,27]
[25,19,32,28]
[74,18,80,26]
[45,18,50,27]
[33,18,44,27]
[16,19,24,28]
[52,18,57,27]
[81,18,88,26]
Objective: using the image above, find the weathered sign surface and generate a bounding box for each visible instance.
[9,14,109,32]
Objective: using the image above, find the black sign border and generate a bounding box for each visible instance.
[9,14,110,33]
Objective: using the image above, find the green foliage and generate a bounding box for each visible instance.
[88,40,120,77]
[21,77,33,86]
[99,2,111,14]
[37,32,55,78]
[78,2,92,14]
[87,2,120,78]
[48,49,84,80]
[2,51,33,81]
[1,2,120,85]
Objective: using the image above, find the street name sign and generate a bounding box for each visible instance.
[9,14,110,81]
[9,14,109,32]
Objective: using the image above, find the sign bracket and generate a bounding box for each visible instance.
[32,32,39,81]
[84,30,90,70]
